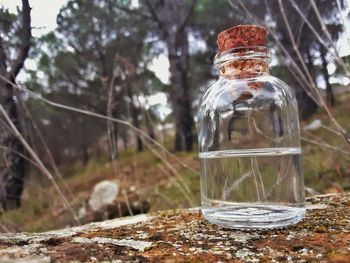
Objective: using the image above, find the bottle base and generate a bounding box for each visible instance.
[202,204,305,230]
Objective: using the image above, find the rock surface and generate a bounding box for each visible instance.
[0,193,349,262]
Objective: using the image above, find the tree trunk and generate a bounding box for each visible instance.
[126,85,143,152]
[320,46,335,106]
[79,120,89,166]
[161,121,166,144]
[82,145,89,166]
[167,28,194,152]
[293,47,319,120]
[122,133,128,150]
[0,83,27,210]
[0,0,31,210]
[306,48,316,85]
[105,79,119,160]
[145,0,195,152]
[133,106,143,152]
[144,109,156,143]
[147,123,156,142]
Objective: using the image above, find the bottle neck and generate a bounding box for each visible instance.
[214,46,270,79]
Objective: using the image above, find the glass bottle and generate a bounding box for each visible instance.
[197,25,305,229]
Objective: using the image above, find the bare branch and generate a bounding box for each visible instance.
[14,89,76,200]
[139,134,197,206]
[228,0,320,103]
[8,0,32,80]
[294,2,312,47]
[178,0,197,33]
[227,0,350,149]
[278,0,317,89]
[301,136,350,158]
[105,58,120,179]
[0,146,40,171]
[289,0,350,77]
[278,0,350,148]
[144,0,168,36]
[0,75,197,174]
[1,75,199,206]
[0,37,7,72]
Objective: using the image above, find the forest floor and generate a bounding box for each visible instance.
[0,92,349,233]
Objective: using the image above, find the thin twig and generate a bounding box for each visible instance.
[15,89,75,200]
[278,0,319,90]
[0,146,40,170]
[0,75,196,174]
[0,104,80,224]
[140,135,197,206]
[320,124,342,136]
[278,0,350,149]
[288,0,350,77]
[309,0,350,75]
[301,136,350,157]
[1,76,197,207]
[105,59,120,184]
[228,0,320,104]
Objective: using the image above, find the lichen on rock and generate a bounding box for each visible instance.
[0,193,349,262]
[72,237,153,252]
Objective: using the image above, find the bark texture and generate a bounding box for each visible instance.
[0,0,31,210]
[320,45,335,106]
[126,84,143,152]
[145,0,195,151]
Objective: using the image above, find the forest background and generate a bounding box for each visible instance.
[0,0,349,232]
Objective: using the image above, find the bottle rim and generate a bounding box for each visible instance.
[214,46,270,69]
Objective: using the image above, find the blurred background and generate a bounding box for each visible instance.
[0,0,349,232]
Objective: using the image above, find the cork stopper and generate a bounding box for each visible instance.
[217,25,267,52]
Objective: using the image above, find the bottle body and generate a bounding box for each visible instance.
[197,52,305,229]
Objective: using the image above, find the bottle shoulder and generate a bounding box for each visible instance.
[207,74,294,93]
[198,74,297,113]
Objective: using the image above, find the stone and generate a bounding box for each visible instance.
[0,193,349,262]
[88,181,119,211]
[304,119,322,130]
[81,181,150,224]
[72,237,152,252]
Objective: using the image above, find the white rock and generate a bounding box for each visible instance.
[0,214,152,245]
[235,248,254,259]
[306,204,328,210]
[78,206,86,219]
[305,187,320,196]
[72,237,152,252]
[88,180,119,211]
[304,119,322,130]
[230,233,259,243]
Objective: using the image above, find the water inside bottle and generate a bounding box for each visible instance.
[199,147,305,229]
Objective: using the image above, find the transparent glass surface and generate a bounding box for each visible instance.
[197,47,305,229]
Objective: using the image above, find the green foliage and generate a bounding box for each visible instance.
[24,0,169,164]
[0,6,22,64]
